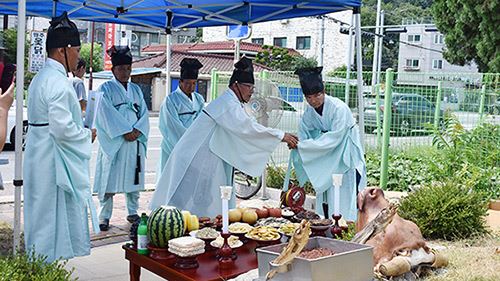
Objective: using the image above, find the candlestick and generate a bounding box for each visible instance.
[220,185,233,234]
[331,174,343,216]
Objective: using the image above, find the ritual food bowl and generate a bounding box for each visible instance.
[173,253,202,269]
[210,235,243,249]
[245,226,281,248]
[147,245,175,260]
[247,235,281,248]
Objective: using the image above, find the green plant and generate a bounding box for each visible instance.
[0,251,76,281]
[79,43,103,73]
[0,221,24,256]
[265,165,314,195]
[365,147,437,192]
[398,181,489,240]
[431,114,500,199]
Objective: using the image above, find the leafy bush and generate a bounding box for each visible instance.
[0,221,24,256]
[365,147,437,192]
[398,181,489,240]
[265,165,314,195]
[79,43,103,73]
[0,251,76,281]
[430,115,500,199]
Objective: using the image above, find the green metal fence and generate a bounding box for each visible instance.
[210,69,500,170]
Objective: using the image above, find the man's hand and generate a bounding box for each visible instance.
[282,133,298,149]
[124,128,141,142]
[91,128,97,143]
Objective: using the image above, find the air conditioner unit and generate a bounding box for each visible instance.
[280,19,289,25]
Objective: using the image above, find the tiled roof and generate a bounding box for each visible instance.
[142,41,299,56]
[132,51,272,73]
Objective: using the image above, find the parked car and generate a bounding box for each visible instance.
[486,96,500,115]
[6,102,28,148]
[364,93,443,136]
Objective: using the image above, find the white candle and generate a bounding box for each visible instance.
[332,174,343,216]
[220,186,233,234]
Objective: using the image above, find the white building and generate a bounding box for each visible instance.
[202,11,352,73]
[397,23,479,86]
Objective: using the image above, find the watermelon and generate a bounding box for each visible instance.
[147,206,184,248]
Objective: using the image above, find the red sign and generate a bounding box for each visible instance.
[104,23,116,70]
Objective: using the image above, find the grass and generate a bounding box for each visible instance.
[422,232,500,281]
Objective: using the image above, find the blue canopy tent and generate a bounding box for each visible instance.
[1,0,364,253]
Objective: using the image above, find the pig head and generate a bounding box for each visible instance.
[356,188,428,265]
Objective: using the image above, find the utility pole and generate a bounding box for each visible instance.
[376,11,385,84]
[319,17,325,67]
[371,0,383,88]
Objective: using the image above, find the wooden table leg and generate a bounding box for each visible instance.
[129,260,141,281]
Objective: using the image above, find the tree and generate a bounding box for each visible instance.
[0,28,34,89]
[360,0,429,70]
[432,0,499,73]
[255,45,317,71]
[292,56,318,71]
[255,45,296,71]
[79,42,104,73]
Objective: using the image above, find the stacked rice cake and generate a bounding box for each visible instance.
[168,237,205,257]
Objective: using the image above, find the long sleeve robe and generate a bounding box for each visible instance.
[293,95,367,221]
[93,79,149,199]
[158,86,204,175]
[151,88,284,217]
[24,58,98,262]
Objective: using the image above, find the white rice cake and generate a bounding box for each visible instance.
[168,236,204,249]
[168,244,205,253]
[168,247,205,257]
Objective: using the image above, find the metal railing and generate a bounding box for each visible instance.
[210,69,499,187]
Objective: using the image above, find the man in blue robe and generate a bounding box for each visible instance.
[158,58,204,174]
[93,46,150,231]
[151,57,298,217]
[292,67,366,222]
[24,12,98,262]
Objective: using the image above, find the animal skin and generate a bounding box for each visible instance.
[356,188,447,277]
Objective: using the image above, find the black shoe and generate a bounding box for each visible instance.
[127,214,140,223]
[99,219,110,231]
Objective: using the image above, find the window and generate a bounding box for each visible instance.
[407,34,421,43]
[434,34,444,44]
[273,37,287,47]
[252,38,264,45]
[296,36,311,50]
[406,59,420,68]
[432,59,443,69]
[150,33,159,44]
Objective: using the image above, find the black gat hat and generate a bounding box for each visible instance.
[229,57,254,85]
[46,11,81,49]
[295,67,324,95]
[180,58,203,80]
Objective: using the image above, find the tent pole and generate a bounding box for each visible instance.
[13,0,26,255]
[52,0,57,17]
[165,10,173,97]
[354,8,365,148]
[88,22,95,90]
[166,33,171,95]
[234,39,240,63]
[344,12,354,105]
